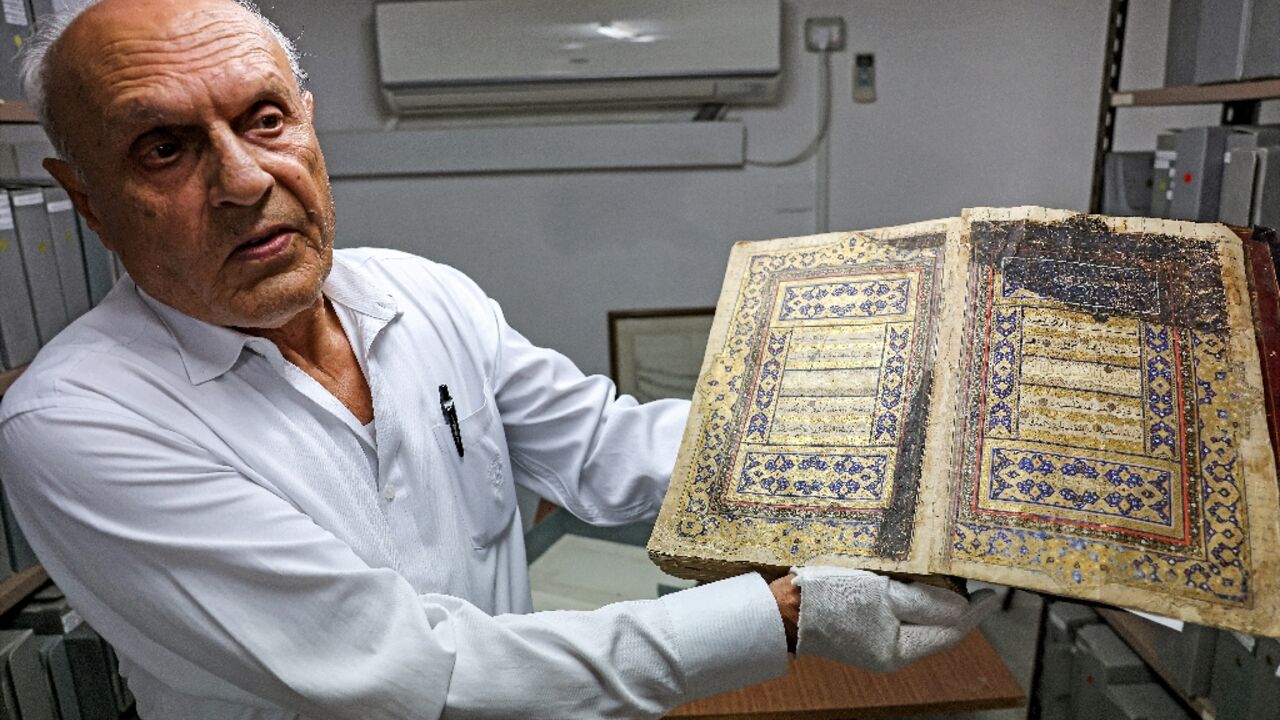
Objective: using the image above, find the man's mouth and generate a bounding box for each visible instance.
[231,226,296,261]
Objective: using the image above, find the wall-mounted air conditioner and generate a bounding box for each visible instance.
[374,0,782,115]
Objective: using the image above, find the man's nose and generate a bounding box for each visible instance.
[207,130,273,207]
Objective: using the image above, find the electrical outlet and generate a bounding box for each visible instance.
[804,17,846,52]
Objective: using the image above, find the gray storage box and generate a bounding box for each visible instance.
[1218,128,1280,226]
[1221,145,1260,225]
[1070,624,1151,720]
[0,629,57,720]
[1148,621,1218,700]
[1040,602,1101,720]
[1170,126,1233,221]
[63,625,117,720]
[1151,131,1180,219]
[1211,630,1256,720]
[1193,0,1250,84]
[0,144,18,179]
[100,641,130,712]
[32,635,80,720]
[1048,602,1101,644]
[1166,0,1202,86]
[1248,638,1280,720]
[1256,146,1280,228]
[1244,0,1280,79]
[1103,152,1154,217]
[10,142,55,183]
[0,0,33,102]
[1100,682,1193,719]
[13,596,83,636]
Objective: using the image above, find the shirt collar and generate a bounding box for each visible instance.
[324,252,400,323]
[136,252,401,386]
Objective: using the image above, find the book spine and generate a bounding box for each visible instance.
[1242,226,1280,489]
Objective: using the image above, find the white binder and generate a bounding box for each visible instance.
[0,195,39,369]
[10,190,68,345]
[43,189,90,321]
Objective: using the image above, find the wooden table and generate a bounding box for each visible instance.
[667,629,1024,719]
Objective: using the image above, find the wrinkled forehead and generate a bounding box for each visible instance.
[53,1,294,118]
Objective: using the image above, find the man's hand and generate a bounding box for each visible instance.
[768,573,801,652]
[787,567,998,673]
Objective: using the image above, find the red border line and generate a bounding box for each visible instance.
[721,265,928,516]
[968,267,1193,548]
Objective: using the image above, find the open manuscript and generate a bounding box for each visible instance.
[648,207,1280,636]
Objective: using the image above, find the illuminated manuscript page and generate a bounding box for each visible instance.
[947,207,1280,636]
[649,206,1280,636]
[648,218,968,579]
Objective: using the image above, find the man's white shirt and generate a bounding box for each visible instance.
[0,248,787,719]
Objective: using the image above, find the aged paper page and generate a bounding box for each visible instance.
[946,207,1280,636]
[649,219,966,579]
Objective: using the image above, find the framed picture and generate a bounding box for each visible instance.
[608,307,716,403]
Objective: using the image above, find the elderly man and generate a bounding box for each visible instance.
[0,1,994,718]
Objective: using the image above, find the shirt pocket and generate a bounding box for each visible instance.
[431,394,517,549]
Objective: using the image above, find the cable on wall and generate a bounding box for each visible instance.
[744,48,834,168]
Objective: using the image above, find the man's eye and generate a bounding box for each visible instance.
[253,111,284,131]
[145,140,181,163]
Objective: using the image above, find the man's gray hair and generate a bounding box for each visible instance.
[18,0,308,165]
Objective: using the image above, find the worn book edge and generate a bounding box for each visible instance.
[941,208,1280,636]
[649,221,958,579]
[648,208,1280,636]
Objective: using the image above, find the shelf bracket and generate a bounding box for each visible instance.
[1089,0,1129,214]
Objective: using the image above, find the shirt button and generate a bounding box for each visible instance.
[382,484,397,501]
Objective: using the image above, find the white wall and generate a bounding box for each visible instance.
[262,0,1126,376]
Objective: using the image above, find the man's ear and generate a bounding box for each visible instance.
[42,157,111,251]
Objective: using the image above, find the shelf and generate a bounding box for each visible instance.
[1112,78,1280,108]
[0,364,27,397]
[0,564,47,617]
[0,101,37,123]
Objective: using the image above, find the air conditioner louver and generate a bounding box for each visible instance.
[375,0,782,115]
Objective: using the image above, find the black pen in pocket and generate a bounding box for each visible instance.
[439,384,464,458]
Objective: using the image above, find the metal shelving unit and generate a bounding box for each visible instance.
[0,565,48,617]
[1113,78,1280,108]
[0,98,46,617]
[1097,609,1215,720]
[1088,1,1280,212]
[0,101,36,124]
[0,97,137,720]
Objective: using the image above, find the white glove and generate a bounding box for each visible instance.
[790,566,998,673]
